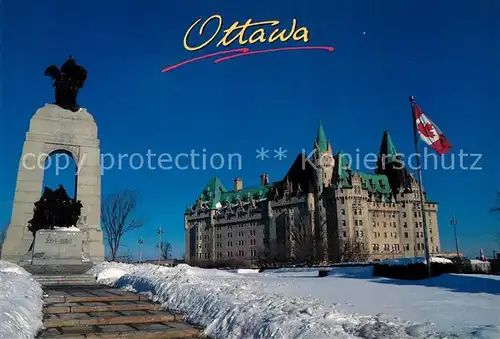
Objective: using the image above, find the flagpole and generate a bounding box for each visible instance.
[409,96,432,278]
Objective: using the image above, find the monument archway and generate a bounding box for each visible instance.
[2,104,105,264]
[42,149,78,198]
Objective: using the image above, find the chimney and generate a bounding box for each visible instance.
[233,178,243,191]
[260,173,269,185]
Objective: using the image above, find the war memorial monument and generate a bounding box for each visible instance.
[2,56,105,273]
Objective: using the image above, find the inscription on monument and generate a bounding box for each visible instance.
[32,230,84,265]
[45,234,73,245]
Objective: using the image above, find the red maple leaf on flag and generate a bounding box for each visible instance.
[418,122,436,138]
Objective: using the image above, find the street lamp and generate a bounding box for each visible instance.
[450,216,460,258]
[138,237,144,264]
[157,226,164,264]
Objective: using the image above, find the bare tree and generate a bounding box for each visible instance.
[160,241,172,259]
[0,225,6,258]
[289,219,316,265]
[491,191,500,245]
[339,238,371,263]
[101,190,143,261]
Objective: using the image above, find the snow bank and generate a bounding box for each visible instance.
[264,266,333,274]
[51,226,81,232]
[89,262,461,339]
[235,268,260,274]
[0,260,43,339]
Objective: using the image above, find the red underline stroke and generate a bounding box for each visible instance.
[161,46,334,73]
[214,46,334,63]
[161,48,249,72]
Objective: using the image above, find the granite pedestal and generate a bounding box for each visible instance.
[21,228,93,275]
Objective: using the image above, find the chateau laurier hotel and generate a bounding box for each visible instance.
[184,123,441,265]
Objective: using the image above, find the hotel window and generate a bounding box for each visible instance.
[373,232,377,238]
[358,209,362,215]
[373,244,379,251]
[417,243,421,250]
[384,232,388,238]
[342,220,346,226]
[341,209,346,215]
[354,209,358,215]
[342,231,347,237]
[355,220,358,226]
[416,232,420,238]
[360,231,364,237]
[402,212,407,217]
[384,244,390,251]
[359,220,363,226]
[341,197,345,204]
[383,222,387,228]
[404,244,410,251]
[404,232,409,238]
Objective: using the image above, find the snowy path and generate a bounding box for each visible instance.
[89,263,500,339]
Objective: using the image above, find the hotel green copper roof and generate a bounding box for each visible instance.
[379,130,399,164]
[185,176,274,213]
[316,121,328,153]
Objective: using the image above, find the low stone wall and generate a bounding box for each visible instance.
[373,262,458,280]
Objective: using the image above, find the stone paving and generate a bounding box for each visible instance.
[38,284,200,338]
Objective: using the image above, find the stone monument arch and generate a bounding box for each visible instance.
[2,56,105,264]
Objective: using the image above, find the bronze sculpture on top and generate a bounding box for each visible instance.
[44,55,87,112]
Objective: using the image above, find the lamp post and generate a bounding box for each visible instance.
[138,237,144,264]
[450,216,460,258]
[157,226,164,264]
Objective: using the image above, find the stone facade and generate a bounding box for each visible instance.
[184,123,441,266]
[2,104,105,264]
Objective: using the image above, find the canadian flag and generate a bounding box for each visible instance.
[413,103,452,155]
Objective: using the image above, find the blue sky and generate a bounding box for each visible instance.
[1,0,498,259]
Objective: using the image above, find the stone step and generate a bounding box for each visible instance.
[40,324,199,338]
[36,275,95,280]
[35,275,97,286]
[44,304,160,314]
[44,295,148,303]
[44,314,177,328]
[40,282,98,287]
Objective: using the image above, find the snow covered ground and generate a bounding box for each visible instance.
[0,260,43,339]
[89,262,500,339]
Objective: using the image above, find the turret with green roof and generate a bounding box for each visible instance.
[315,120,328,153]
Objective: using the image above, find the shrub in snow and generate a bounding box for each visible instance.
[470,260,491,274]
